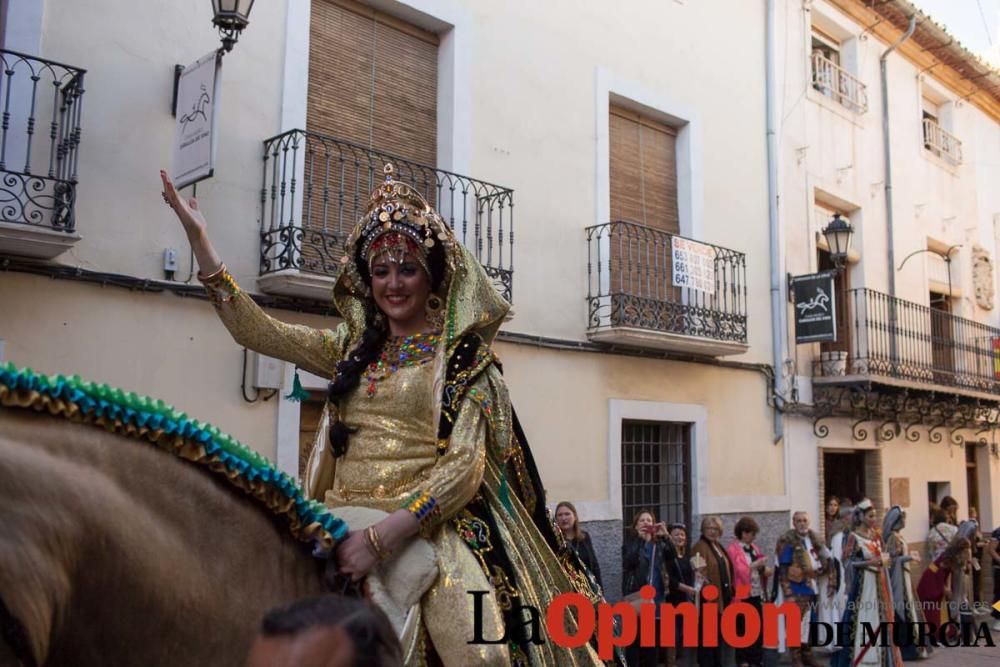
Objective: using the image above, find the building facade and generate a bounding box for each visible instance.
[24,0,1000,605]
[775,0,1000,566]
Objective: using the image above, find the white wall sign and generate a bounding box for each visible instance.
[172,51,222,188]
[671,236,716,294]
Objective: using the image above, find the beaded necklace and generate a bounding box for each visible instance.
[365,332,440,397]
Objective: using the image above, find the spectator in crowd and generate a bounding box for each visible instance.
[691,516,736,667]
[939,496,959,526]
[665,522,697,667]
[883,506,929,660]
[823,496,845,547]
[246,594,403,667]
[776,511,832,667]
[622,508,673,667]
[916,537,973,640]
[988,526,1000,631]
[726,516,769,667]
[952,521,979,627]
[832,500,901,667]
[555,501,604,590]
[967,506,985,608]
[926,505,958,561]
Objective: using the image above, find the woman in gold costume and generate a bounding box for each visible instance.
[160,168,605,666]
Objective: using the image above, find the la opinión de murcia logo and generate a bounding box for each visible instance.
[466,586,997,660]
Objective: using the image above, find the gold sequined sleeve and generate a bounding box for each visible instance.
[402,396,488,533]
[200,265,345,379]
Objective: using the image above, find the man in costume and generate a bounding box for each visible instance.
[775,511,834,667]
[161,166,607,666]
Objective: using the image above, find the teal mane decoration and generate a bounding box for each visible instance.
[0,362,347,556]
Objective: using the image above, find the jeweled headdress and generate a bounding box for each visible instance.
[339,164,456,296]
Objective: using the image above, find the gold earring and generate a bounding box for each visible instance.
[425,295,444,330]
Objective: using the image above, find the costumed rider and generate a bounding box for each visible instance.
[775,511,835,667]
[181,164,610,666]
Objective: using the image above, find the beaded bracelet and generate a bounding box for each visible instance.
[197,263,241,305]
[402,490,440,525]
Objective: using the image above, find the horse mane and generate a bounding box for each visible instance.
[0,363,346,557]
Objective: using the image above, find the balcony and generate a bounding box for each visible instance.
[922,119,962,165]
[811,53,868,114]
[814,288,1000,397]
[0,50,85,259]
[585,221,748,357]
[258,130,513,302]
[811,288,1000,442]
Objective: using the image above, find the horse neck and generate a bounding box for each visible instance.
[1,409,326,666]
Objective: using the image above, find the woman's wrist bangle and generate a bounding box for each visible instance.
[197,263,241,304]
[364,525,389,561]
[197,262,227,282]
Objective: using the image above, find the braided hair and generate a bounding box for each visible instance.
[327,240,449,457]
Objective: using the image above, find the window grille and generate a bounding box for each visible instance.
[621,420,691,531]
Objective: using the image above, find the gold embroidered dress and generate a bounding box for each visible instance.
[200,172,603,666]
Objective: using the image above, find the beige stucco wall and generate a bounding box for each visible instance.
[461,0,772,359]
[496,342,783,507]
[0,273,340,463]
[37,0,287,289]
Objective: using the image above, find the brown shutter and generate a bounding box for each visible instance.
[302,0,438,271]
[608,104,680,310]
[307,0,438,166]
[609,104,679,233]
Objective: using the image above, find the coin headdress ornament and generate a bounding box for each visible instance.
[340,163,457,296]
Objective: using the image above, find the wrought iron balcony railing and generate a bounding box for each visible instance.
[259,130,514,301]
[922,119,962,164]
[0,50,85,232]
[814,288,1000,394]
[811,53,868,113]
[586,221,748,347]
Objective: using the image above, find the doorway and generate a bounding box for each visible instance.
[929,291,954,383]
[823,450,866,505]
[965,444,980,516]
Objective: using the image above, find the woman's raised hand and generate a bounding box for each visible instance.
[159,170,222,276]
[160,171,207,239]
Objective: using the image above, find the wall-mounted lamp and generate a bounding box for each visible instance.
[211,0,256,53]
[821,212,854,269]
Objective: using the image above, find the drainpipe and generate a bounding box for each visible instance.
[881,15,917,298]
[766,0,785,445]
[881,13,916,363]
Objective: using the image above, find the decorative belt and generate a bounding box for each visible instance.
[336,470,430,500]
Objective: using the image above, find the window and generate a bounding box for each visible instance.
[929,290,955,383]
[920,91,961,163]
[303,0,439,267]
[308,0,438,166]
[621,420,691,532]
[809,26,867,113]
[922,97,940,148]
[811,27,841,67]
[609,104,679,233]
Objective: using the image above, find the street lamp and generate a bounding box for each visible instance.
[822,212,854,269]
[211,0,256,53]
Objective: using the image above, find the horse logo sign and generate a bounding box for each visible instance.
[172,50,222,188]
[791,272,837,343]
